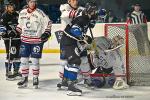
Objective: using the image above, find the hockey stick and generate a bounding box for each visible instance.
[2,38,20,40]
[88,28,100,55]
[8,36,12,73]
[89,28,94,39]
[63,31,89,44]
[104,44,124,53]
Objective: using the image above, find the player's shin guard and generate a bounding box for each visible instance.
[17,58,29,87]
[31,58,40,89]
[5,61,13,80]
[17,68,29,88]
[113,78,129,90]
[65,64,82,96]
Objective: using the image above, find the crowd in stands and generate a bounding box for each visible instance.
[0,0,148,23]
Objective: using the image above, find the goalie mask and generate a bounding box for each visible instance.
[111,35,124,48]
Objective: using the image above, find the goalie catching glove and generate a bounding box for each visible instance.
[41,32,51,42]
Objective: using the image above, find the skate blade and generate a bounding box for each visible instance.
[18,85,28,89]
[57,84,68,90]
[57,86,68,90]
[78,84,95,90]
[33,85,38,89]
[15,76,22,80]
[6,78,16,81]
[67,91,82,96]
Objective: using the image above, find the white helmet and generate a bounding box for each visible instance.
[26,0,37,3]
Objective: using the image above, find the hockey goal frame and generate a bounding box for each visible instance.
[104,23,130,84]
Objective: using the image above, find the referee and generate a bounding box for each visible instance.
[126,3,150,55]
[126,3,147,24]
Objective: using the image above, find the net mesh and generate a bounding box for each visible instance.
[105,23,150,86]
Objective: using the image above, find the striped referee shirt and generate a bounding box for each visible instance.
[126,11,147,24]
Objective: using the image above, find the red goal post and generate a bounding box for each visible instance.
[104,23,130,84]
[104,23,150,86]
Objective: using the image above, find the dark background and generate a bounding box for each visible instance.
[38,0,150,22]
[1,0,150,23]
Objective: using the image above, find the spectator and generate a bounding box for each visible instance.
[105,10,119,23]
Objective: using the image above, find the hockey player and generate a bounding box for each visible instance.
[89,35,129,90]
[16,0,52,89]
[0,1,21,80]
[58,3,98,96]
[57,0,85,87]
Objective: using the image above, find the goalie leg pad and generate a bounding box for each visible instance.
[108,49,125,76]
[113,79,129,90]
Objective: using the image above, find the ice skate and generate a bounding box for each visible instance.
[6,71,13,80]
[57,78,68,90]
[33,77,39,89]
[17,77,28,88]
[6,71,22,81]
[113,79,129,90]
[84,79,95,89]
[67,81,82,96]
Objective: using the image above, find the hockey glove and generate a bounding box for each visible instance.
[41,32,51,42]
[8,30,17,38]
[89,20,96,28]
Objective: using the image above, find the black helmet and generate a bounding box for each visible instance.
[134,3,141,7]
[85,3,97,15]
[5,1,15,7]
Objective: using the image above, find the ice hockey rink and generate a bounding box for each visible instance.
[0,53,150,100]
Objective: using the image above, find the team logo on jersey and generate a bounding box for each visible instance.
[26,22,31,28]
[20,45,26,53]
[33,46,40,53]
[74,47,80,56]
[10,46,16,54]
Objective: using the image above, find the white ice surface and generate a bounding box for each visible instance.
[0,54,150,100]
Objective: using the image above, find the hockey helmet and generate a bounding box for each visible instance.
[5,1,15,8]
[99,8,107,18]
[85,3,98,15]
[26,0,37,3]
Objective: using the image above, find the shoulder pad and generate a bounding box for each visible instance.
[60,4,71,12]
[36,8,46,17]
[78,6,85,11]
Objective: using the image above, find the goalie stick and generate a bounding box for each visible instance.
[104,44,124,53]
[89,28,99,53]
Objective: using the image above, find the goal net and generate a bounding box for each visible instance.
[104,23,150,86]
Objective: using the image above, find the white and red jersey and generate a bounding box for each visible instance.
[16,8,52,44]
[60,4,84,30]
